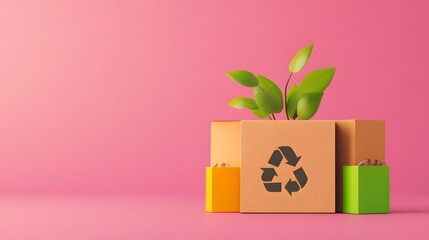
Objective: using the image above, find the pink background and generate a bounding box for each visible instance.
[1,1,429,239]
[1,0,428,198]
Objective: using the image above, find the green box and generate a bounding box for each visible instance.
[343,166,390,214]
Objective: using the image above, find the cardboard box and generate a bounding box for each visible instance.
[206,167,240,212]
[343,166,390,214]
[211,121,241,167]
[240,120,336,213]
[335,120,385,212]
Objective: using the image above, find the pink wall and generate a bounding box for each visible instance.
[0,0,428,196]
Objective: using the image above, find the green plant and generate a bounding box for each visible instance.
[227,45,336,120]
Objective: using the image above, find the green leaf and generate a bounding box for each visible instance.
[228,97,258,110]
[289,45,313,73]
[286,85,300,119]
[286,84,298,102]
[292,110,298,119]
[253,75,283,113]
[251,108,269,118]
[299,68,336,93]
[226,70,259,87]
[285,68,335,119]
[228,97,269,119]
[297,92,324,120]
[254,92,274,115]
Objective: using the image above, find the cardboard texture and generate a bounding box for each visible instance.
[211,121,241,167]
[206,167,240,212]
[335,120,385,212]
[343,166,390,214]
[240,120,336,213]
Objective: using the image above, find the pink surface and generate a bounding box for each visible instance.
[0,194,428,239]
[0,0,428,197]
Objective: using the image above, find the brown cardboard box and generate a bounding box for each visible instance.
[211,121,241,167]
[240,120,336,213]
[335,120,385,212]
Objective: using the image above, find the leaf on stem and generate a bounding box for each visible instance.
[289,45,313,73]
[286,68,335,119]
[299,68,336,93]
[251,108,270,118]
[297,92,324,120]
[228,97,258,110]
[226,70,259,87]
[254,92,275,115]
[253,75,283,113]
[286,85,300,118]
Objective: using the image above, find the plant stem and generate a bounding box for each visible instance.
[271,113,276,120]
[268,115,272,120]
[284,72,293,120]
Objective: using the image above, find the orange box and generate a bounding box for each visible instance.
[335,120,385,212]
[206,167,240,212]
[240,120,336,213]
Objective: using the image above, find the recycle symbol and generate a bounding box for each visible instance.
[261,146,308,195]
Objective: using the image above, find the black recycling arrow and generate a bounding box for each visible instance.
[268,149,283,167]
[261,168,277,181]
[293,167,308,188]
[278,146,301,167]
[264,182,282,192]
[285,179,300,196]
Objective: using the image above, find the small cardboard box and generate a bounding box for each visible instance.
[241,120,336,213]
[211,121,241,167]
[335,120,385,212]
[343,166,390,214]
[206,167,240,212]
